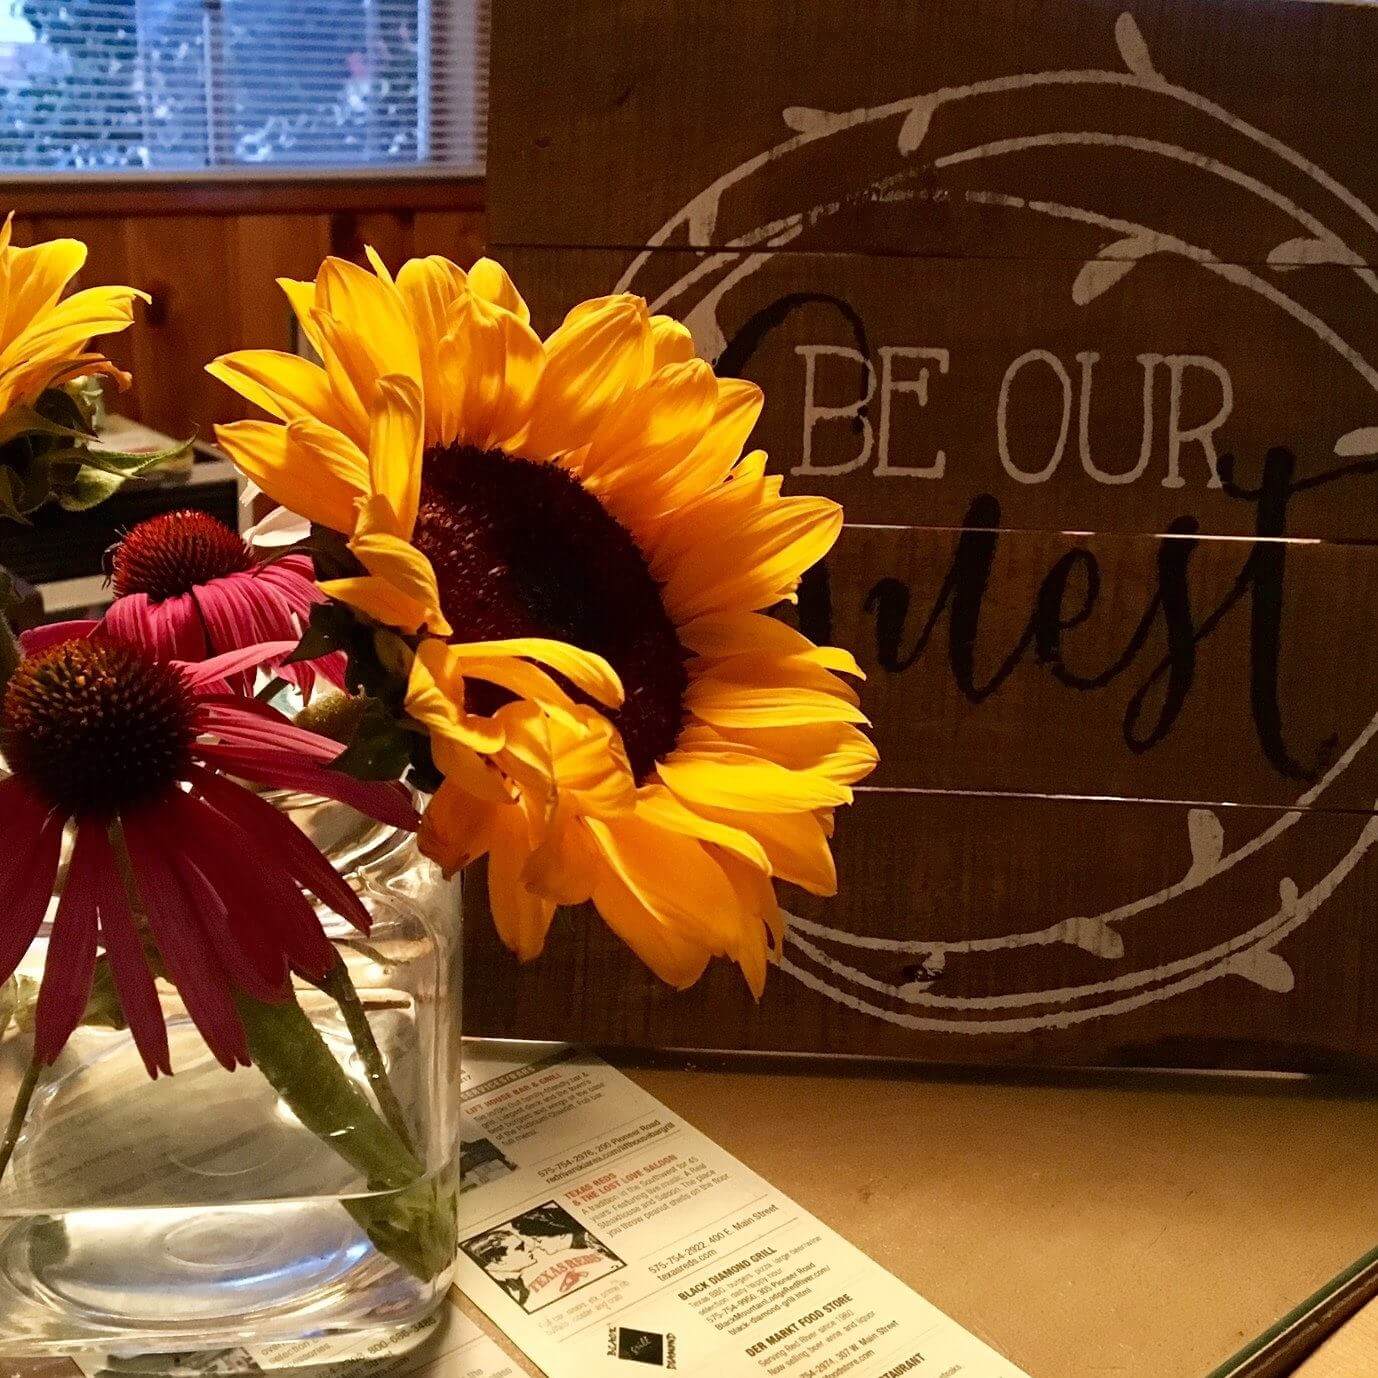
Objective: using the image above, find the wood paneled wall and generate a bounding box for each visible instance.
[7,178,486,439]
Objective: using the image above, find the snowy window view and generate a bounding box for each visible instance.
[0,1,483,172]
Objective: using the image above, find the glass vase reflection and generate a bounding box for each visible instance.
[0,793,461,1367]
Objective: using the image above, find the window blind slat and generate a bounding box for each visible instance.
[0,0,487,174]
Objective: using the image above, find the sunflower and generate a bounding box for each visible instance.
[0,212,146,413]
[209,253,875,993]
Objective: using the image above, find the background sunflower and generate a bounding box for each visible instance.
[0,213,145,414]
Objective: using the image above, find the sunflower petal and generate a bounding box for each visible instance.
[320,573,437,635]
[277,275,326,355]
[649,315,696,369]
[582,359,718,490]
[679,612,865,678]
[314,255,420,385]
[657,379,765,507]
[432,735,514,804]
[419,779,499,873]
[406,638,506,752]
[520,809,599,905]
[589,875,712,989]
[685,678,868,728]
[520,294,652,459]
[206,350,340,429]
[487,308,546,449]
[633,784,770,874]
[343,531,449,634]
[487,807,556,960]
[700,804,838,895]
[213,420,361,534]
[585,813,754,956]
[445,637,623,708]
[658,752,852,813]
[660,496,843,620]
[1,236,87,347]
[467,257,531,325]
[710,720,879,785]
[397,255,469,442]
[368,374,425,536]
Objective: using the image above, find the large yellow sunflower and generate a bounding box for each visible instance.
[209,252,876,993]
[0,213,147,413]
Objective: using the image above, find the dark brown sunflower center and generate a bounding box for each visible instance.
[415,446,687,781]
[1,640,196,815]
[112,510,255,600]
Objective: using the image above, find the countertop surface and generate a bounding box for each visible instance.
[9,1049,1378,1378]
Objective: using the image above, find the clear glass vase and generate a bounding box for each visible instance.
[0,793,461,1369]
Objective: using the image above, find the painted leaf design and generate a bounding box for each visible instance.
[1224,948,1295,993]
[783,106,841,134]
[1072,257,1138,307]
[1185,807,1225,879]
[1267,236,1364,269]
[683,299,728,364]
[897,97,938,157]
[1334,426,1378,457]
[1062,914,1125,960]
[1071,236,1156,306]
[1114,12,1158,78]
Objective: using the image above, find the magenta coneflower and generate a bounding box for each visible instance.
[0,635,418,1078]
[25,510,343,695]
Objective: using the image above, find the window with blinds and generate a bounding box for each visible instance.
[0,0,486,174]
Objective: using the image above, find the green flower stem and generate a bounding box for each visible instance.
[235,991,455,1280]
[320,959,417,1155]
[0,1060,41,1185]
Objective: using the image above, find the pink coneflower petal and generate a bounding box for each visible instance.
[193,692,419,829]
[189,765,374,935]
[121,806,250,1071]
[194,577,264,694]
[196,741,419,828]
[87,820,172,1078]
[170,845,289,1004]
[106,593,205,664]
[255,557,349,688]
[18,620,99,655]
[33,821,102,1065]
[178,640,298,688]
[0,787,65,985]
[196,698,343,762]
[171,775,338,978]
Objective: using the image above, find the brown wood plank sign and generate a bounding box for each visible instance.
[468,0,1378,1069]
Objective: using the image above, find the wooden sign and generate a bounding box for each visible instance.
[467,0,1378,1070]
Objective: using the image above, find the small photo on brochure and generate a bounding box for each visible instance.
[459,1135,519,1192]
[461,1200,626,1314]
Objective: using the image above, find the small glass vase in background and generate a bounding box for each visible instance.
[0,792,461,1368]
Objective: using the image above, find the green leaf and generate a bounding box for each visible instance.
[305,522,363,581]
[406,734,445,795]
[0,403,86,449]
[34,386,94,436]
[76,437,192,477]
[285,600,360,665]
[329,696,414,781]
[59,465,127,511]
[0,469,31,525]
